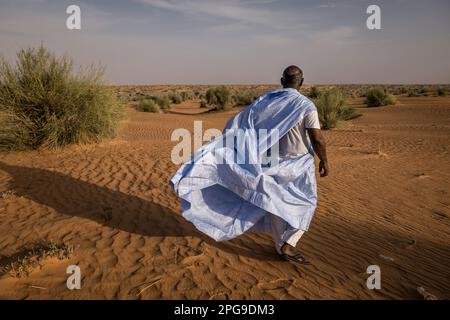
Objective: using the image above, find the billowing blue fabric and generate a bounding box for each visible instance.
[170,88,318,241]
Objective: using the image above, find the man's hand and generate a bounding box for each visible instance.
[319,160,329,177]
[307,128,329,178]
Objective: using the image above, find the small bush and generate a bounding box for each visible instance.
[384,93,397,105]
[157,95,171,109]
[137,99,160,113]
[180,91,193,101]
[233,90,259,106]
[145,95,170,109]
[339,106,361,122]
[436,88,447,96]
[308,86,321,99]
[314,90,360,129]
[419,87,428,96]
[205,89,217,106]
[364,88,397,107]
[169,92,182,104]
[0,46,124,150]
[206,86,230,110]
[407,90,420,97]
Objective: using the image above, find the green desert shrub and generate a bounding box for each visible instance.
[338,106,362,122]
[436,88,446,96]
[180,91,193,101]
[0,111,33,150]
[364,88,397,107]
[314,90,360,129]
[398,87,408,95]
[137,99,160,113]
[407,90,420,97]
[233,90,259,106]
[308,86,321,99]
[157,95,171,109]
[205,88,217,106]
[206,86,230,110]
[169,92,182,104]
[384,94,397,105]
[0,46,123,150]
[418,87,429,96]
[145,95,170,109]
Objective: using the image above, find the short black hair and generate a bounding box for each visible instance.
[282,65,303,86]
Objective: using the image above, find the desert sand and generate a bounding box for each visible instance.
[0,94,449,299]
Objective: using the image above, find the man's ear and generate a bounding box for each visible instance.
[299,78,304,88]
[280,77,284,86]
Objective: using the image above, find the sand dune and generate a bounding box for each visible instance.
[0,96,449,299]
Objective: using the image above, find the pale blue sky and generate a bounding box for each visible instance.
[0,0,449,84]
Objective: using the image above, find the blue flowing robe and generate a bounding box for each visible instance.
[170,88,318,241]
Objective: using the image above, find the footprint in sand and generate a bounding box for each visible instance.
[432,210,448,220]
[378,254,395,262]
[209,292,229,300]
[257,279,293,290]
[415,173,430,179]
[180,254,208,265]
[391,238,417,249]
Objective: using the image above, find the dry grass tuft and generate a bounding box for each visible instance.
[0,46,124,150]
[0,242,73,278]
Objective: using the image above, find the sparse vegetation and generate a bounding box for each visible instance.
[0,46,124,150]
[408,90,420,97]
[205,86,230,110]
[180,91,193,101]
[364,88,397,107]
[308,86,321,99]
[384,94,397,105]
[137,99,160,113]
[169,92,183,104]
[314,90,361,129]
[419,87,428,96]
[144,95,170,110]
[406,87,434,97]
[0,242,73,278]
[0,189,16,199]
[232,90,259,106]
[436,88,447,96]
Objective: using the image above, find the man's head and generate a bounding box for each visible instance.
[281,65,303,90]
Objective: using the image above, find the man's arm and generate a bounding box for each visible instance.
[307,128,329,177]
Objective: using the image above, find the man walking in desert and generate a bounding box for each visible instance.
[171,65,329,265]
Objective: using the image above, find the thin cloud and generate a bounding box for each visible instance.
[136,0,303,30]
[318,2,337,8]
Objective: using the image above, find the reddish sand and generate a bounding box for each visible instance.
[0,95,449,299]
